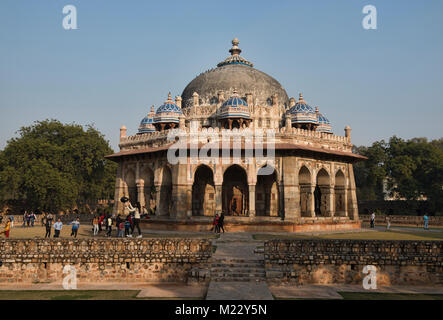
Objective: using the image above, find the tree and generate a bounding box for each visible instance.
[0,120,117,213]
[354,136,443,215]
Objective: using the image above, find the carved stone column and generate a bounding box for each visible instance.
[248,184,256,218]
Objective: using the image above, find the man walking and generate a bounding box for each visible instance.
[370,212,375,228]
[44,214,53,238]
[69,218,80,238]
[53,218,63,238]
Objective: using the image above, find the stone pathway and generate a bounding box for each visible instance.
[205,232,274,300]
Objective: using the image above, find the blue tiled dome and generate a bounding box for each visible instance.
[316,111,333,134]
[288,94,319,125]
[219,90,251,119]
[154,93,182,124]
[138,106,156,134]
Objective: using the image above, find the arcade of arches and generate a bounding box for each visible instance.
[118,159,354,220]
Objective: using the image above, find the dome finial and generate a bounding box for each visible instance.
[315,106,319,113]
[150,105,155,113]
[299,93,304,102]
[167,92,172,101]
[229,38,242,56]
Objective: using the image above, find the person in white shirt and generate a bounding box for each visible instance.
[126,202,142,238]
[53,218,63,238]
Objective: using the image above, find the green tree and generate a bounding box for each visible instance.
[0,120,117,213]
[354,136,443,214]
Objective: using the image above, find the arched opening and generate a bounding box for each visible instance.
[192,165,215,216]
[315,168,330,216]
[222,165,249,216]
[125,170,137,204]
[298,166,312,217]
[335,170,346,216]
[158,166,172,216]
[140,167,155,213]
[256,167,279,217]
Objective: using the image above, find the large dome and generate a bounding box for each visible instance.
[181,39,289,108]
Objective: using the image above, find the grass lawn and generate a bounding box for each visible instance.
[338,292,443,300]
[2,225,219,240]
[253,230,443,241]
[0,290,203,300]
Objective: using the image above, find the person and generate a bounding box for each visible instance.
[370,212,375,228]
[98,213,104,232]
[44,213,53,238]
[53,218,63,238]
[218,212,225,233]
[69,218,80,238]
[117,220,125,238]
[127,202,142,238]
[124,217,131,237]
[210,214,219,232]
[2,218,11,238]
[8,213,14,228]
[22,211,27,227]
[30,212,35,227]
[26,212,31,227]
[424,213,429,230]
[385,215,391,230]
[106,215,113,237]
[115,214,123,237]
[93,216,99,236]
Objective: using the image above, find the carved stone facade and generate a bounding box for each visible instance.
[107,39,366,231]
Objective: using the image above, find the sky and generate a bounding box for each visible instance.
[1,0,442,152]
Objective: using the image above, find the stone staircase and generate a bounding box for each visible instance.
[210,257,266,282]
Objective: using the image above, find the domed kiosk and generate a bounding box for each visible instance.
[107,38,366,232]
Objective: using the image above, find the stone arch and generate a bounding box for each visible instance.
[222,165,249,216]
[335,169,347,216]
[256,166,280,217]
[158,166,172,216]
[298,166,312,217]
[315,168,330,216]
[192,165,215,216]
[139,166,155,212]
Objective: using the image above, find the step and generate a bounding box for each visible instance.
[211,267,265,273]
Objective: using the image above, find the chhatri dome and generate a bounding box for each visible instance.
[138,105,156,134]
[181,38,289,108]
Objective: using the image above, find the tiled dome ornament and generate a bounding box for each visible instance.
[217,38,254,68]
[138,106,156,134]
[218,89,252,129]
[316,108,333,134]
[153,93,182,131]
[288,93,319,130]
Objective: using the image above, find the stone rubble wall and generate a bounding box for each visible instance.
[0,239,212,284]
[264,240,443,286]
[360,214,443,226]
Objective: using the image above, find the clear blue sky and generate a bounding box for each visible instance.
[1,0,442,152]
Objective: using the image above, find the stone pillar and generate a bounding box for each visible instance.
[320,186,334,217]
[248,184,256,218]
[307,185,315,217]
[154,183,162,216]
[282,157,300,220]
[347,164,358,220]
[113,163,125,215]
[215,185,222,215]
[136,180,145,208]
[120,126,126,141]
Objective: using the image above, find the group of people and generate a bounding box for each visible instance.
[91,201,147,238]
[210,213,225,233]
[43,213,81,238]
[22,211,37,227]
[370,212,430,230]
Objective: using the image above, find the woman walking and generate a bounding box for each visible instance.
[93,216,99,236]
[69,218,80,238]
[126,202,142,238]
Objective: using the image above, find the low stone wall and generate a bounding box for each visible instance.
[360,215,443,226]
[265,240,443,286]
[142,217,361,233]
[0,239,212,284]
[5,214,96,224]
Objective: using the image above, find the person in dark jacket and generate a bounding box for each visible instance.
[218,213,225,233]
